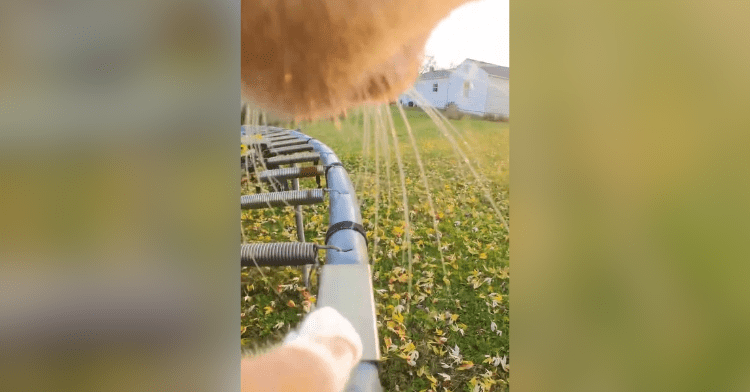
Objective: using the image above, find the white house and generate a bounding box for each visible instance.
[399,59,509,117]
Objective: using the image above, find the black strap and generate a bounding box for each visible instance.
[325,162,344,177]
[325,221,368,247]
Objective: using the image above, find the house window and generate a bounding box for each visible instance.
[463,80,473,97]
[433,83,438,92]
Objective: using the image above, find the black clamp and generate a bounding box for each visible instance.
[325,220,368,247]
[324,162,344,177]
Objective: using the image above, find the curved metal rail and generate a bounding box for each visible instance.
[241,125,382,392]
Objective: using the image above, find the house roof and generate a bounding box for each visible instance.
[415,59,510,81]
[482,66,509,79]
[417,69,453,80]
[464,58,509,79]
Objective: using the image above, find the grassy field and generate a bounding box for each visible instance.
[241,105,509,391]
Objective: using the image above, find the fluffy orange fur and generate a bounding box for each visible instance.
[241,0,472,120]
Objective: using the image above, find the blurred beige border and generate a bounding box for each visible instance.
[512,2,750,391]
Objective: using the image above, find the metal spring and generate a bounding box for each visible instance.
[265,130,293,136]
[266,152,321,166]
[240,188,325,209]
[264,129,292,135]
[271,139,308,148]
[266,136,297,143]
[268,144,314,156]
[259,166,325,182]
[241,243,317,267]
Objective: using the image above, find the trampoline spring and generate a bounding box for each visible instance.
[266,152,321,167]
[263,135,299,143]
[268,144,314,156]
[241,243,317,267]
[240,188,325,209]
[259,166,325,182]
[240,243,352,267]
[271,139,308,148]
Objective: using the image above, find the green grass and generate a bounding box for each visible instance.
[241,105,509,391]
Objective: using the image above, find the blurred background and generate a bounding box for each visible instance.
[1,1,239,390]
[513,2,750,391]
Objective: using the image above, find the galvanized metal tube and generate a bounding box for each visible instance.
[345,362,383,392]
[290,131,366,265]
[289,129,381,368]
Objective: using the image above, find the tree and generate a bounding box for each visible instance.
[419,55,437,74]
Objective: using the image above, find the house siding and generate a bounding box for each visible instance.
[446,60,490,115]
[398,59,509,116]
[485,76,509,116]
[400,78,449,108]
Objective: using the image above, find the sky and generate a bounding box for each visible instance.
[423,0,509,69]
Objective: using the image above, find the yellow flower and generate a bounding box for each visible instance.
[401,342,416,352]
[393,312,404,324]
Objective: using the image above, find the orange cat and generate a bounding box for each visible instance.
[241,1,473,390]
